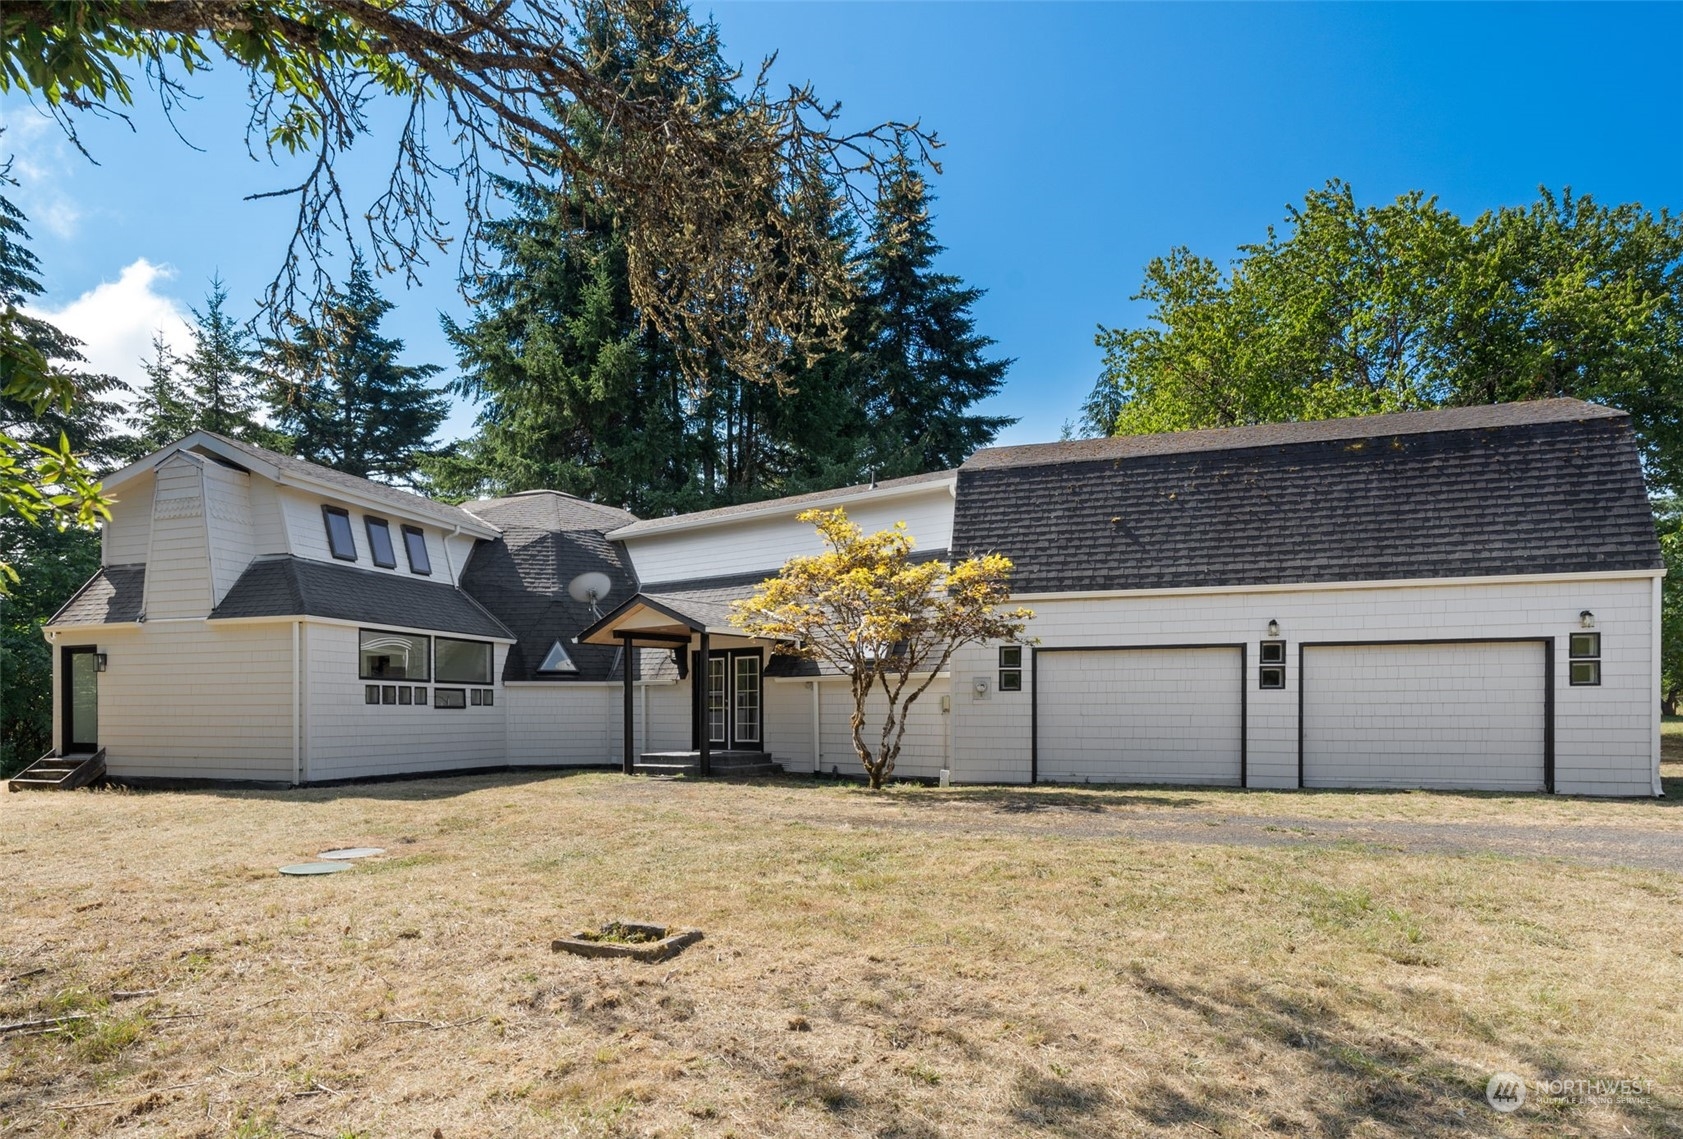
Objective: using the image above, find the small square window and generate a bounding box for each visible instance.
[470,688,483,706]
[483,689,494,707]
[1259,666,1286,690]
[998,670,1023,692]
[402,525,432,575]
[1570,661,1601,686]
[323,506,357,561]
[413,687,428,706]
[364,684,379,705]
[1259,640,1286,664]
[434,687,467,709]
[998,645,1022,669]
[382,685,397,705]
[1569,632,1600,659]
[398,686,412,705]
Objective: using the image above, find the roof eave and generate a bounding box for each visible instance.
[606,476,958,541]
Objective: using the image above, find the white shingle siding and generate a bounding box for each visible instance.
[303,623,507,781]
[504,680,692,766]
[202,460,256,604]
[949,575,1658,794]
[68,622,295,782]
[766,676,951,779]
[141,454,212,618]
[102,469,153,564]
[623,485,956,585]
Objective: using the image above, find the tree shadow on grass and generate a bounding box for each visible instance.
[106,766,613,803]
[1123,968,1680,1137]
[1010,1068,1113,1135]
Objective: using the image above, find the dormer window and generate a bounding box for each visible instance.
[365,517,396,568]
[322,506,357,561]
[538,640,578,673]
[402,525,432,575]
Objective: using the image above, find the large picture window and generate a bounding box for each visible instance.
[322,506,357,561]
[435,637,492,684]
[365,517,397,568]
[359,629,430,681]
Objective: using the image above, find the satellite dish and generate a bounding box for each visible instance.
[566,571,614,617]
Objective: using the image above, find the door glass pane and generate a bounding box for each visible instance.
[707,657,728,743]
[734,655,760,744]
[69,652,98,748]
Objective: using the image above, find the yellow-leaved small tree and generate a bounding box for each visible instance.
[731,507,1032,790]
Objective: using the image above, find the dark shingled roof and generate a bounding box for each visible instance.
[954,399,1662,594]
[459,491,642,682]
[48,564,146,625]
[211,556,514,639]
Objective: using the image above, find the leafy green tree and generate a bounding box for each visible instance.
[183,277,261,438]
[857,154,1014,473]
[126,329,194,453]
[264,265,447,483]
[1082,181,1683,494]
[0,187,125,774]
[1658,497,1682,716]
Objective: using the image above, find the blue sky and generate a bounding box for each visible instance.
[8,2,1681,449]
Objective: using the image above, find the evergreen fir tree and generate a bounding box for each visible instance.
[183,276,261,438]
[264,265,448,483]
[127,329,194,452]
[857,155,1014,472]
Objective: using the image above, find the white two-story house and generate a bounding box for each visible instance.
[36,398,1667,795]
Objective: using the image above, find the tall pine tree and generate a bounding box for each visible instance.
[183,276,261,438]
[264,265,448,483]
[856,154,1014,474]
[126,329,194,453]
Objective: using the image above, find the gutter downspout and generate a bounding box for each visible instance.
[810,680,821,774]
[640,674,649,757]
[291,619,302,786]
[1655,574,1665,798]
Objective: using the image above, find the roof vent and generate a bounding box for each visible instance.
[538,640,578,673]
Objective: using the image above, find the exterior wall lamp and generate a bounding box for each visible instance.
[1266,619,1280,637]
[1579,610,1595,629]
[94,653,109,672]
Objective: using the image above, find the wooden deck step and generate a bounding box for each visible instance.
[8,749,105,792]
[633,751,782,778]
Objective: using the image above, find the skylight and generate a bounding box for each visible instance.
[538,640,577,673]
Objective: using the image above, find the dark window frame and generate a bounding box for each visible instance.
[1259,665,1286,690]
[434,687,467,709]
[364,684,379,705]
[402,524,432,576]
[358,628,432,682]
[998,644,1023,692]
[322,505,358,561]
[364,516,397,568]
[435,636,493,685]
[1569,632,1602,687]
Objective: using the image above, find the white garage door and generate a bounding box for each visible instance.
[1035,647,1243,785]
[1302,642,1546,791]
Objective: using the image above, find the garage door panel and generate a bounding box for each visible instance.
[1036,648,1243,786]
[1302,642,1545,791]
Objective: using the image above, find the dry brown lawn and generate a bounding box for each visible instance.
[3,756,1682,1139]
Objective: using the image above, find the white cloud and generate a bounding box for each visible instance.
[27,259,195,394]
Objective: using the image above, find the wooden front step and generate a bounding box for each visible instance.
[634,751,781,778]
[8,749,105,792]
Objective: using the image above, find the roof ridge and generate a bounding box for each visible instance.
[964,399,1622,471]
